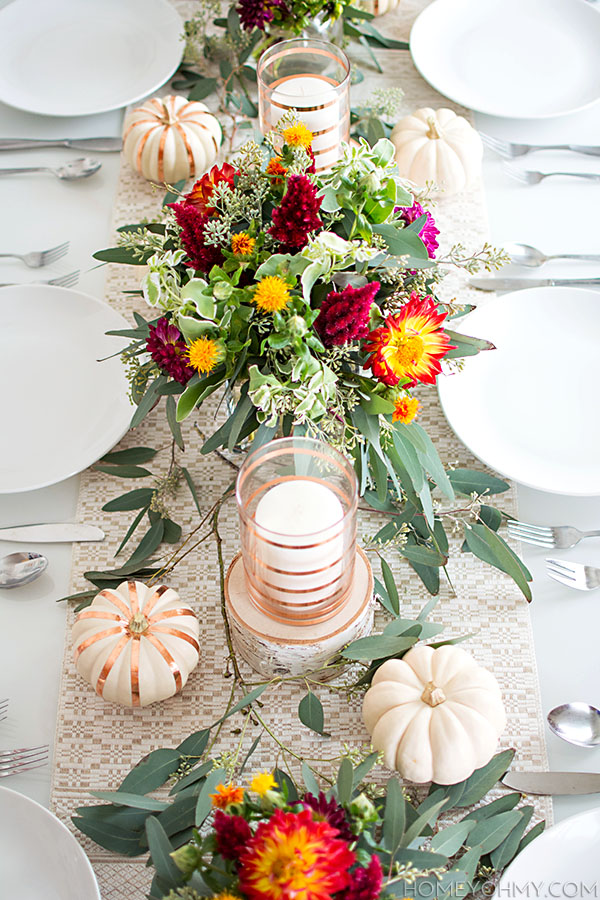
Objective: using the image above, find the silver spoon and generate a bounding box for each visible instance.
[548,702,600,748]
[0,157,101,181]
[506,241,600,267]
[0,552,48,589]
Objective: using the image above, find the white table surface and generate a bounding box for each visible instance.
[1,50,600,830]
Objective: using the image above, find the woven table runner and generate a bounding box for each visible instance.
[50,3,552,896]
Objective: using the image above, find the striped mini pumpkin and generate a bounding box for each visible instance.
[72,580,200,707]
[122,94,222,183]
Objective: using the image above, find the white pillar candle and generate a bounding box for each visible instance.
[269,75,343,170]
[253,479,345,606]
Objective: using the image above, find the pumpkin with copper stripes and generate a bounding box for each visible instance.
[122,95,222,184]
[72,581,200,707]
[359,0,401,15]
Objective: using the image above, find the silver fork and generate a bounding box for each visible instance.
[0,699,7,722]
[0,241,69,268]
[507,520,600,550]
[480,133,600,159]
[546,559,600,591]
[504,164,600,185]
[0,270,80,289]
[0,744,49,777]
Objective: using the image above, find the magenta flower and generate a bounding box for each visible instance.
[237,0,289,31]
[398,201,440,259]
[302,791,354,842]
[314,281,380,348]
[342,856,383,900]
[146,317,194,385]
[170,201,224,275]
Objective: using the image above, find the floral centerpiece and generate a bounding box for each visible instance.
[95,117,530,601]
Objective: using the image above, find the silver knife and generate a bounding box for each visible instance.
[0,137,122,152]
[469,276,600,292]
[0,524,105,542]
[502,771,600,795]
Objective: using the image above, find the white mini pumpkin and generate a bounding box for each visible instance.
[362,644,505,784]
[72,580,200,708]
[122,94,222,183]
[391,107,483,196]
[359,0,401,14]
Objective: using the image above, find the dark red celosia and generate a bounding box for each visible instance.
[314,281,380,348]
[303,791,355,843]
[146,317,195,385]
[170,202,224,274]
[398,201,439,259]
[268,175,323,251]
[237,0,289,31]
[341,856,383,900]
[213,810,253,861]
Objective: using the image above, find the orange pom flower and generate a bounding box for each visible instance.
[231,232,256,256]
[210,783,245,810]
[187,336,224,375]
[238,808,355,900]
[392,396,420,424]
[266,157,288,183]
[282,123,313,150]
[363,293,454,388]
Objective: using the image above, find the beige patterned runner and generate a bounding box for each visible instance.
[50,3,552,897]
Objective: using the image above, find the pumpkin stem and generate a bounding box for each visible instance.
[128,612,149,636]
[426,117,442,140]
[421,680,446,707]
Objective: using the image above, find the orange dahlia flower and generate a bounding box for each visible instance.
[187,162,237,216]
[363,293,454,387]
[392,396,420,424]
[210,783,245,810]
[238,808,355,900]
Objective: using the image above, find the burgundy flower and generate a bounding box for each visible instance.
[398,200,439,259]
[302,791,354,843]
[341,856,383,900]
[237,0,289,31]
[268,175,323,251]
[213,810,253,861]
[146,317,194,385]
[314,281,380,348]
[170,201,224,274]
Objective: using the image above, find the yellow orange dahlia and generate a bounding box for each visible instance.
[238,808,355,900]
[363,293,454,387]
[231,232,256,256]
[249,771,277,796]
[392,396,420,424]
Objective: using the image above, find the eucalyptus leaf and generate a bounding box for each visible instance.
[351,751,379,789]
[157,794,198,838]
[195,768,227,827]
[468,810,523,853]
[101,447,158,466]
[517,819,545,854]
[177,729,210,758]
[452,749,515,808]
[166,395,184,450]
[342,633,418,661]
[126,519,165,567]
[464,523,532,602]
[72,815,146,856]
[430,820,474,856]
[298,692,328,736]
[103,488,155,512]
[490,806,534,870]
[90,792,169,812]
[383,777,405,852]
[336,758,354,805]
[449,468,509,496]
[461,792,521,822]
[146,816,183,885]
[95,464,153,479]
[170,761,214,796]
[302,761,320,796]
[400,797,448,847]
[118,748,182,795]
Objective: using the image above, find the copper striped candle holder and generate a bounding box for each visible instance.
[257,39,350,172]
[235,437,358,625]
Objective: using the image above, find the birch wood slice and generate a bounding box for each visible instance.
[225,547,374,678]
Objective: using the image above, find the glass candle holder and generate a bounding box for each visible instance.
[236,437,358,624]
[257,38,350,172]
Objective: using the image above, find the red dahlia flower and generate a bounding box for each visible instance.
[314,281,380,348]
[146,317,194,385]
[302,791,354,842]
[398,201,439,259]
[170,202,224,274]
[213,810,253,861]
[186,162,237,216]
[362,292,454,387]
[238,808,355,900]
[268,175,323,251]
[342,856,383,900]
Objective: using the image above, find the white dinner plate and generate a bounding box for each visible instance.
[0,285,132,494]
[437,287,600,496]
[0,0,183,117]
[497,805,600,889]
[410,0,600,119]
[0,785,100,899]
